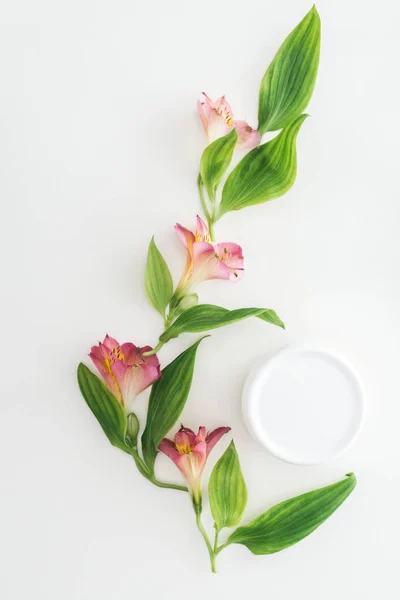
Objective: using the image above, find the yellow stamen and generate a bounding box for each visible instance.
[175,442,193,454]
[104,345,125,376]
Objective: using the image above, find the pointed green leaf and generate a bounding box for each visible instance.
[219,114,307,216]
[159,304,284,343]
[228,473,356,555]
[200,129,238,202]
[77,363,131,454]
[258,6,321,134]
[141,337,207,473]
[209,441,248,530]
[144,236,173,316]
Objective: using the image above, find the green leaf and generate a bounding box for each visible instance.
[77,363,131,454]
[144,236,173,316]
[228,473,356,555]
[200,129,238,202]
[209,441,248,530]
[159,304,284,343]
[141,337,207,473]
[258,5,321,134]
[219,114,307,216]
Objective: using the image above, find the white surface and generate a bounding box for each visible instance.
[1,0,400,598]
[242,346,365,465]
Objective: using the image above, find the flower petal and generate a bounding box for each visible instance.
[200,94,234,143]
[175,223,195,252]
[213,242,245,281]
[192,241,231,282]
[175,454,197,484]
[132,363,161,396]
[103,373,123,403]
[178,426,197,437]
[102,335,121,351]
[202,92,215,108]
[175,426,197,453]
[159,438,180,462]
[214,95,234,128]
[178,449,206,495]
[234,120,261,149]
[89,351,108,378]
[111,361,160,413]
[197,99,214,133]
[206,110,232,143]
[195,426,207,443]
[195,216,211,243]
[175,223,196,293]
[139,346,161,369]
[192,440,207,465]
[89,352,122,403]
[120,342,141,365]
[109,361,130,406]
[89,344,108,372]
[205,426,231,456]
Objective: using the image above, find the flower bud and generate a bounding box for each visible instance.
[175,293,199,315]
[126,413,140,447]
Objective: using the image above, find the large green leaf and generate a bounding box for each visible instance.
[144,236,173,316]
[200,129,238,202]
[159,304,284,343]
[258,6,321,134]
[141,337,207,473]
[77,363,131,454]
[228,473,356,555]
[218,114,307,216]
[209,441,248,530]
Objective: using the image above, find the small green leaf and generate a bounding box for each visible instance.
[228,473,356,555]
[258,5,321,134]
[219,114,307,216]
[144,237,173,316]
[200,129,238,202]
[209,441,248,530]
[141,337,207,474]
[77,363,131,454]
[160,304,284,343]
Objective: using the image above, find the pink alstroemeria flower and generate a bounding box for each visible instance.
[159,425,231,503]
[89,335,161,414]
[197,93,260,149]
[174,215,244,298]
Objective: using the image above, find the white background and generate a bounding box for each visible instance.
[1,0,399,598]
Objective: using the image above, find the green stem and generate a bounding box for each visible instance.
[208,218,215,241]
[131,448,151,479]
[215,541,230,555]
[131,448,187,492]
[213,527,220,553]
[195,512,217,573]
[197,173,219,241]
[197,174,211,222]
[142,341,164,357]
[150,478,188,492]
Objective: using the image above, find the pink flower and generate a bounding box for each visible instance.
[89,335,161,414]
[174,215,244,298]
[197,93,260,149]
[233,119,262,150]
[159,425,231,503]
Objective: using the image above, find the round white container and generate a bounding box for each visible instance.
[242,346,365,465]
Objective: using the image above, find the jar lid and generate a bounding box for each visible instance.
[242,346,365,465]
